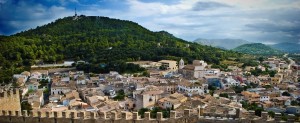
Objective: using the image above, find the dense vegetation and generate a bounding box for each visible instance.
[138,107,171,118]
[0,15,242,83]
[289,54,300,64]
[233,43,283,55]
[241,101,264,117]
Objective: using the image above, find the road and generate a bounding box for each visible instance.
[283,53,296,66]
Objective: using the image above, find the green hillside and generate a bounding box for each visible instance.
[233,43,283,55]
[270,42,300,53]
[0,15,242,82]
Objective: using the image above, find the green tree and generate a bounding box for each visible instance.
[219,93,229,98]
[138,108,149,118]
[268,111,275,118]
[21,101,32,111]
[282,91,291,96]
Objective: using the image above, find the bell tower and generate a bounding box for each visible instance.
[179,58,184,69]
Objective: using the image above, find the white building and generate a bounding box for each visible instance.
[27,79,40,91]
[51,80,72,95]
[28,90,44,106]
[177,80,207,96]
[224,76,240,86]
[179,59,185,69]
[76,75,86,85]
[63,61,75,66]
[259,94,270,102]
[30,71,50,82]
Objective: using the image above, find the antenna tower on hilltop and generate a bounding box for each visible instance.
[75,8,77,17]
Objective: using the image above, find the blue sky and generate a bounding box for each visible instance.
[0,0,299,44]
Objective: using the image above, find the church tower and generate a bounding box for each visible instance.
[179,58,184,69]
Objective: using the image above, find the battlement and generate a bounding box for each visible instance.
[0,89,20,98]
[0,89,21,112]
[0,108,298,123]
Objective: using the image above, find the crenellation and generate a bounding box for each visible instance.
[261,112,268,121]
[29,110,34,117]
[38,111,42,117]
[99,111,107,119]
[46,111,52,118]
[54,111,58,118]
[15,110,21,116]
[287,114,295,122]
[133,112,139,120]
[184,109,191,117]
[10,90,14,96]
[89,112,95,119]
[156,112,163,121]
[248,110,255,119]
[170,111,176,119]
[111,111,119,120]
[8,110,12,116]
[274,113,281,122]
[2,110,7,116]
[121,111,131,120]
[70,111,77,119]
[0,109,299,123]
[22,110,28,117]
[77,111,84,119]
[62,111,66,118]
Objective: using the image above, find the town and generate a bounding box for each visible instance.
[0,56,299,122]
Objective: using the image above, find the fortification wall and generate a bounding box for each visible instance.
[0,108,298,123]
[0,89,21,111]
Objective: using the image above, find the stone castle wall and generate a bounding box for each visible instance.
[0,89,21,111]
[0,89,298,123]
[0,108,298,123]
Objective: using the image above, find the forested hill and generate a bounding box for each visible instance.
[270,42,300,53]
[232,43,283,55]
[0,15,242,82]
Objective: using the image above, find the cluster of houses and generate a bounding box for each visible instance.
[8,57,300,117]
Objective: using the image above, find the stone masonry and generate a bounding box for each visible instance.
[0,89,21,111]
[0,108,299,123]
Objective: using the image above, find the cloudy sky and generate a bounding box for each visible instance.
[0,0,300,44]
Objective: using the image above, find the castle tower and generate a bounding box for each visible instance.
[179,58,184,69]
[0,89,21,111]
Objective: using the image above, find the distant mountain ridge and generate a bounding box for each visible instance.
[233,43,284,55]
[270,42,300,53]
[193,38,250,49]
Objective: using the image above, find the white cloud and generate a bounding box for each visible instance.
[109,0,300,43]
[1,0,299,44]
